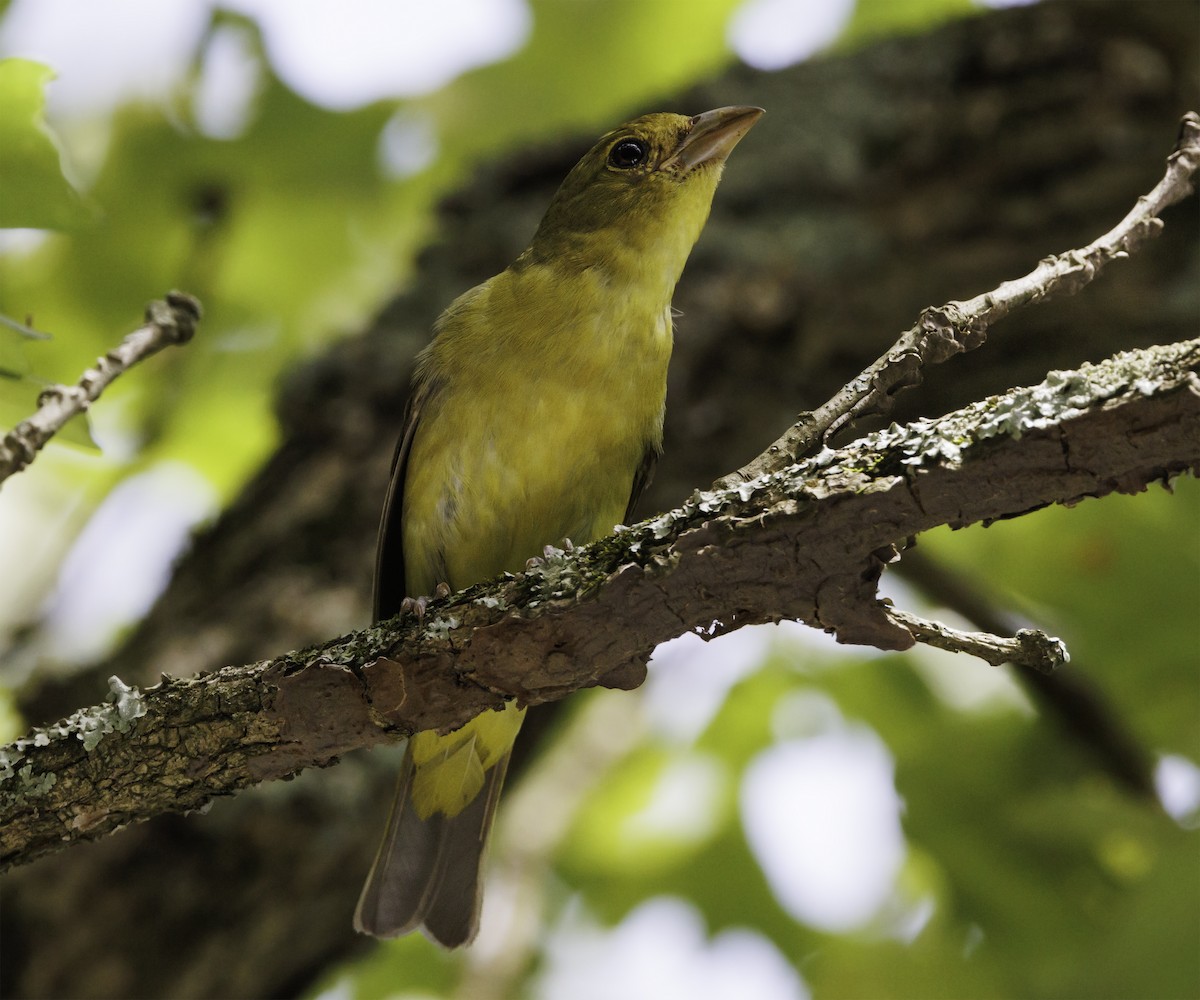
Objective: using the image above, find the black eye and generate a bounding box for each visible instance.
[608,138,649,169]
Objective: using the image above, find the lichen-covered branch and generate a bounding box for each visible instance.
[2,336,1195,872]
[716,111,1200,490]
[0,292,202,484]
[884,607,1068,673]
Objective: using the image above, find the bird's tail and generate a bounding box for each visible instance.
[354,744,512,947]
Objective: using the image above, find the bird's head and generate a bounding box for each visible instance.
[523,106,763,277]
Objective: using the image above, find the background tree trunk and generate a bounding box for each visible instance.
[3,2,1197,997]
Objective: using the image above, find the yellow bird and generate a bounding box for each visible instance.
[354,105,763,946]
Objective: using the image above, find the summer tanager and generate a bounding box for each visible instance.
[355,105,763,946]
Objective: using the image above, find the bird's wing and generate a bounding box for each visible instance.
[624,440,662,524]
[373,383,427,623]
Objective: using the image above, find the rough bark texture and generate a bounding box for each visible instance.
[3,3,1198,998]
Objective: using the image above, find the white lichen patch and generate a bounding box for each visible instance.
[108,676,146,725]
[525,543,584,600]
[0,675,149,779]
[425,616,461,639]
[17,764,56,797]
[78,676,148,750]
[0,747,23,781]
[472,595,508,610]
[647,510,682,540]
[736,473,773,503]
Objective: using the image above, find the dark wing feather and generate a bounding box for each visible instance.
[624,440,662,524]
[372,385,427,623]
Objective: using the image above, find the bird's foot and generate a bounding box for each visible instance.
[400,582,452,621]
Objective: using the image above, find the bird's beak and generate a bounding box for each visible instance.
[662,105,764,173]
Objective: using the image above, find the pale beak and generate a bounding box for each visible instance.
[662,105,764,173]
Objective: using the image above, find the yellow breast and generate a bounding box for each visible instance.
[401,261,673,596]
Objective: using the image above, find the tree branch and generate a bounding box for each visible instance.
[0,292,202,484]
[716,111,1200,488]
[883,607,1068,673]
[2,335,1196,871]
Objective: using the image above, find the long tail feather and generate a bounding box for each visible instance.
[354,747,512,947]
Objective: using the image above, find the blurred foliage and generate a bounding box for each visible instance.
[921,478,1200,763]
[0,306,52,444]
[0,58,96,446]
[2,0,1197,997]
[841,0,976,48]
[0,57,84,229]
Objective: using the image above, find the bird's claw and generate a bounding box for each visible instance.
[400,582,452,622]
[399,595,430,621]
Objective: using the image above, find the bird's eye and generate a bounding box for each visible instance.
[608,138,649,169]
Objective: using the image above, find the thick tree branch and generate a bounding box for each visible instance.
[0,292,202,484]
[716,111,1200,488]
[2,336,1196,871]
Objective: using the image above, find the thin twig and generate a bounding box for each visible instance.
[883,606,1069,674]
[0,292,202,484]
[715,111,1200,490]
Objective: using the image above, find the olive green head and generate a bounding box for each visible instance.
[525,106,763,271]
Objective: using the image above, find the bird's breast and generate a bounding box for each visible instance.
[402,272,673,594]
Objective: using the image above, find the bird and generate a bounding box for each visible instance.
[354,105,763,947]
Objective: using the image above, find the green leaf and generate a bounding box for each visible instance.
[0,58,86,229]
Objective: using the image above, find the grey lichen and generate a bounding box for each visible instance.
[735,474,773,503]
[425,616,461,639]
[647,510,682,540]
[974,345,1190,442]
[72,676,148,751]
[108,676,147,726]
[525,543,584,601]
[0,675,149,771]
[472,594,508,611]
[609,342,1192,568]
[17,764,56,797]
[0,746,24,782]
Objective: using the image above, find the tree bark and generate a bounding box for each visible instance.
[3,3,1197,998]
[5,336,1196,873]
